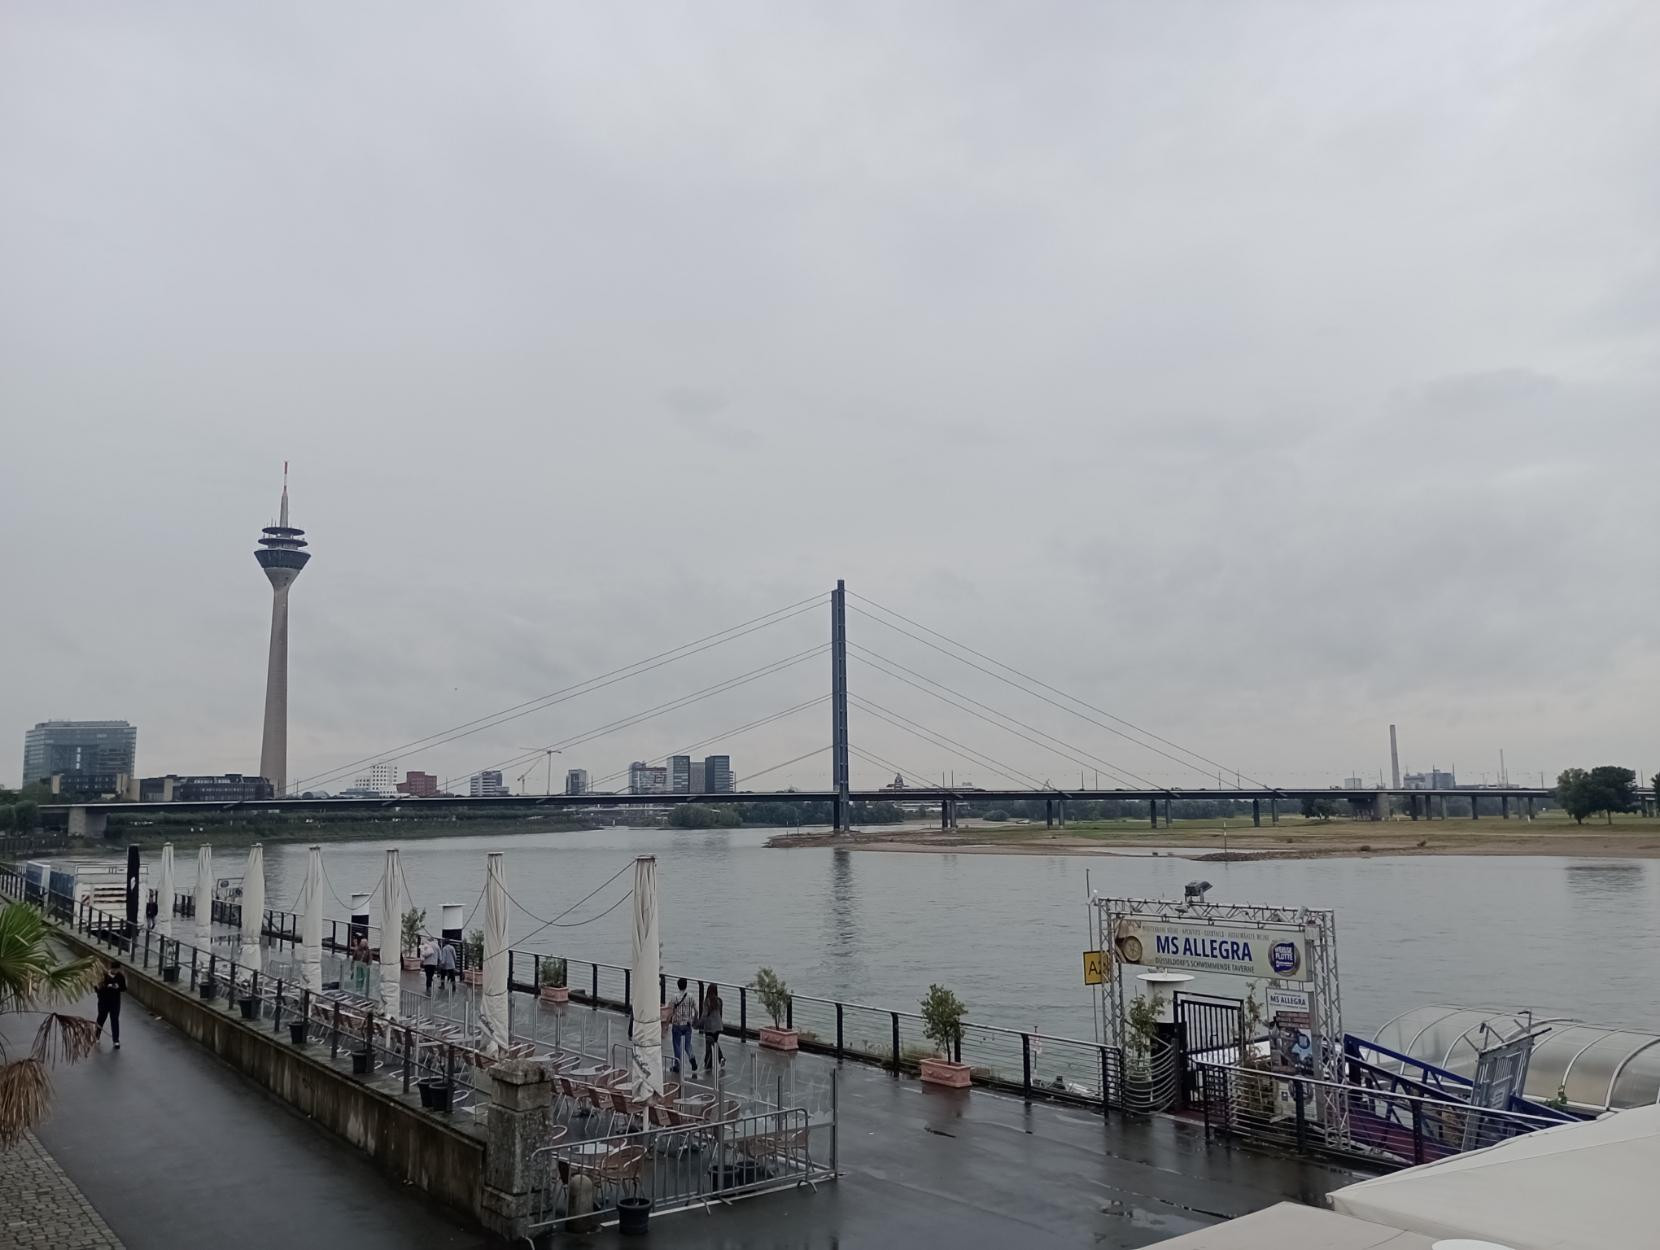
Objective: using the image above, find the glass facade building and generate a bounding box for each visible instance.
[22,720,137,787]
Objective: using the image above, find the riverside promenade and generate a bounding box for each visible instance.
[3,957,1356,1250]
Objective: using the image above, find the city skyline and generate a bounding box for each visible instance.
[3,4,1656,795]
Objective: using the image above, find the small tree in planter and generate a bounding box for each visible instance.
[538,957,568,1004]
[1123,992,1166,1112]
[461,928,485,986]
[918,984,970,1088]
[400,908,426,971]
[752,967,797,1051]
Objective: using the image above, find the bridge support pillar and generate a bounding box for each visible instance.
[831,579,851,833]
[1252,798,1260,827]
[1501,795,1509,820]
[1269,797,1278,825]
[1149,800,1158,828]
[1057,800,1066,828]
[1373,793,1387,822]
[1046,800,1054,829]
[1527,796,1535,819]
[1471,796,1480,821]
[941,798,958,830]
[66,807,107,840]
[1162,797,1172,828]
[1409,795,1418,820]
[1438,795,1447,820]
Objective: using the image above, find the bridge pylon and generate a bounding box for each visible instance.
[831,579,850,831]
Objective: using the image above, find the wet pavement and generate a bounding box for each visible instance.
[6,925,1357,1249]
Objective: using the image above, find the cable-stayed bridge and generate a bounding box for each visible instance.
[44,580,1609,835]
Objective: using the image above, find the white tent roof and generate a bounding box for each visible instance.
[1330,1103,1660,1250]
[1156,1203,1435,1249]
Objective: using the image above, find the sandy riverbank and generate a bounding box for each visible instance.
[768,815,1660,860]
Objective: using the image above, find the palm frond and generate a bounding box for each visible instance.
[0,1058,51,1147]
[0,902,98,1007]
[32,1013,100,1066]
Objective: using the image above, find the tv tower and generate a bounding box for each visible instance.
[255,463,311,794]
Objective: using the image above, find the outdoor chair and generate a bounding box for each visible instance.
[596,1145,646,1206]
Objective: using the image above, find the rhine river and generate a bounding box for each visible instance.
[99,825,1660,1041]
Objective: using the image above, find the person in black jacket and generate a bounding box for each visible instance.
[95,964,127,1049]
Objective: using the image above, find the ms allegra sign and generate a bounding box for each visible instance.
[1113,919,1311,983]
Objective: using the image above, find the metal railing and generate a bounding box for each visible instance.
[1195,1060,1566,1167]
[529,1104,832,1232]
[509,949,1132,1113]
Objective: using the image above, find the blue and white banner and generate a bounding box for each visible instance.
[1114,918,1311,983]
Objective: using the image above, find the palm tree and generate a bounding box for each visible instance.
[0,902,99,1146]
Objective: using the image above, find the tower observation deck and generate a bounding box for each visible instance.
[256,465,310,793]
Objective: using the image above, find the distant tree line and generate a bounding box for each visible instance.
[670,801,908,828]
[1556,766,1639,825]
[0,784,49,832]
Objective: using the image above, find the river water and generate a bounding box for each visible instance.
[93,825,1660,1040]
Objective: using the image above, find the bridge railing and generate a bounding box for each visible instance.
[1194,1059,1565,1167]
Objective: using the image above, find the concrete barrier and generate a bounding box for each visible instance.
[55,929,486,1221]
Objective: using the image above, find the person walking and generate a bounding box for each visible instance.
[437,938,457,990]
[95,963,127,1049]
[420,935,439,994]
[669,977,698,1075]
[699,983,725,1071]
[144,891,159,930]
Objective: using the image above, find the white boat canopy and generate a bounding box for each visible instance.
[1330,1102,1660,1250]
[1371,1004,1660,1113]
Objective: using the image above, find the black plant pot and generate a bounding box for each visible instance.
[351,1050,372,1076]
[161,965,180,984]
[238,997,259,1021]
[289,1021,307,1045]
[417,1078,452,1111]
[199,980,217,999]
[616,1197,652,1236]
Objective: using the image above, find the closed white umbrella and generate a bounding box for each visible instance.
[240,844,265,974]
[301,846,323,994]
[157,843,174,942]
[380,848,401,1021]
[194,845,212,952]
[480,852,509,1057]
[629,855,663,1101]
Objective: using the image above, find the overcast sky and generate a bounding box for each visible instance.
[4,2,1656,795]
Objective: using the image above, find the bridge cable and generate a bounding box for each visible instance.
[292,592,826,792]
[582,695,829,791]
[849,694,1050,789]
[850,644,1150,789]
[846,596,1269,787]
[444,645,828,790]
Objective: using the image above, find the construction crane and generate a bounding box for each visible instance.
[516,747,562,796]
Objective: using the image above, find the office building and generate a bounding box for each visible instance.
[690,761,705,792]
[350,762,398,798]
[703,754,733,794]
[396,771,440,798]
[469,769,509,798]
[1405,769,1457,790]
[564,768,589,795]
[22,720,137,788]
[628,762,668,795]
[254,466,312,794]
[669,755,692,793]
[138,774,274,803]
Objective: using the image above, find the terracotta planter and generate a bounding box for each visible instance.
[920,1057,971,1088]
[539,985,569,1004]
[462,968,482,986]
[759,1025,799,1052]
[401,956,420,971]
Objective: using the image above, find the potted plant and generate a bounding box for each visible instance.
[918,984,970,1088]
[461,928,485,986]
[418,1076,453,1111]
[238,989,260,1020]
[753,967,797,1051]
[160,940,181,983]
[198,974,218,1000]
[1123,992,1165,1111]
[289,1018,308,1045]
[400,908,426,971]
[538,957,569,1004]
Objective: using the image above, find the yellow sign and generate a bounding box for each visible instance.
[1082,949,1107,985]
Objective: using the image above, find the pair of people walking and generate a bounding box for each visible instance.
[668,978,724,1075]
[419,936,458,991]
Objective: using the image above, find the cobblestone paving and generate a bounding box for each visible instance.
[0,1132,124,1250]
